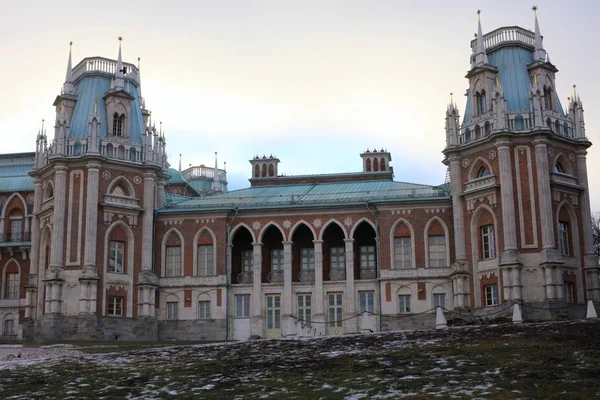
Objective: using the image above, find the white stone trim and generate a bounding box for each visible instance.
[349,217,376,238]
[106,176,136,197]
[514,145,539,248]
[0,192,29,219]
[66,170,84,266]
[257,222,285,243]
[288,220,317,242]
[467,156,494,180]
[229,222,257,245]
[1,258,20,299]
[317,218,348,240]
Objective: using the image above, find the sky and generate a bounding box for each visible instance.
[2,0,600,209]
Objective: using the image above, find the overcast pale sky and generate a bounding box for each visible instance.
[1,0,599,209]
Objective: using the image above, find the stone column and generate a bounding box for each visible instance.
[80,162,101,315]
[312,240,325,334]
[544,267,556,300]
[0,218,4,239]
[575,150,600,301]
[449,157,466,262]
[282,241,294,336]
[50,165,68,270]
[26,179,43,319]
[533,139,556,254]
[496,140,522,302]
[79,282,89,313]
[138,171,159,317]
[251,242,263,336]
[554,266,564,300]
[344,238,356,333]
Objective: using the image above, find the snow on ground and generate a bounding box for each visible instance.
[0,319,598,399]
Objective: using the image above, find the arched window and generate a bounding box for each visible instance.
[380,158,386,171]
[464,128,472,142]
[554,162,565,174]
[479,90,487,114]
[366,158,372,172]
[106,143,114,158]
[484,121,491,136]
[117,145,125,160]
[268,163,274,177]
[478,166,491,178]
[555,120,561,135]
[113,113,125,136]
[112,185,126,196]
[129,147,136,161]
[373,158,379,172]
[544,87,553,110]
[261,163,267,177]
[475,92,481,115]
[563,122,570,137]
[73,141,82,155]
[514,115,524,131]
[254,164,260,178]
[474,125,481,139]
[546,118,553,131]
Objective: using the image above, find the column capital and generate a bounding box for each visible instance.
[251,241,263,247]
[494,139,512,150]
[531,138,549,148]
[86,162,102,170]
[312,239,324,245]
[282,240,294,246]
[575,149,588,158]
[344,238,355,244]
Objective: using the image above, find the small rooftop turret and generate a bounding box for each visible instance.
[250,154,280,179]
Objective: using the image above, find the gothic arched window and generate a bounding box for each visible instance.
[254,164,260,178]
[113,113,125,136]
[366,158,372,172]
[380,158,386,171]
[479,90,487,114]
[261,163,267,177]
[554,162,565,174]
[268,163,274,177]
[373,158,379,172]
[478,166,491,178]
[514,115,524,131]
[474,125,481,139]
[544,87,553,110]
[484,121,491,136]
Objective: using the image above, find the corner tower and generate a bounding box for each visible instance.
[27,39,169,340]
[443,8,598,313]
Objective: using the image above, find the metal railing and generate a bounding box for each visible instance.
[0,232,31,243]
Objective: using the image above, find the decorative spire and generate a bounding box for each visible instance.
[533,6,547,61]
[179,154,182,172]
[63,41,74,94]
[212,152,222,192]
[114,36,125,88]
[495,75,501,88]
[473,10,489,66]
[137,56,144,105]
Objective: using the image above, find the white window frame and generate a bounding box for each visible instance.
[109,240,125,273]
[398,294,411,313]
[393,237,411,269]
[108,296,123,316]
[5,273,19,299]
[198,300,211,319]
[433,293,446,310]
[242,250,253,273]
[166,301,178,320]
[9,217,22,242]
[360,245,376,269]
[3,319,15,336]
[428,235,447,267]
[328,292,343,327]
[481,224,495,260]
[197,245,214,276]
[484,284,499,306]
[359,290,374,313]
[559,221,570,256]
[565,282,575,304]
[330,246,345,271]
[297,294,312,327]
[235,294,250,318]
[166,246,182,277]
[300,248,315,271]
[271,249,284,272]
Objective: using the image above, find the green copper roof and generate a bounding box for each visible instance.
[159,180,449,213]
[0,153,34,193]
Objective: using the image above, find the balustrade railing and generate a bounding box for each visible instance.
[298,269,315,283]
[71,57,140,85]
[267,270,284,283]
[329,268,346,281]
[237,271,253,284]
[360,267,376,280]
[465,176,496,192]
[470,26,535,52]
[550,173,578,186]
[0,232,31,243]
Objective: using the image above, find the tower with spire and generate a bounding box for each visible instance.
[443,7,599,313]
[26,38,170,340]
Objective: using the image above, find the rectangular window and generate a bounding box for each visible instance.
[3,319,14,336]
[330,247,346,280]
[481,225,495,260]
[559,221,570,256]
[198,300,211,319]
[108,296,123,316]
[328,292,343,327]
[166,301,178,320]
[301,248,315,271]
[266,294,281,330]
[565,282,575,304]
[235,294,250,318]
[360,245,376,269]
[109,241,125,273]
[198,245,214,276]
[398,294,411,313]
[9,219,22,242]
[242,250,253,273]
[393,237,411,269]
[484,284,499,306]
[359,290,374,313]
[166,246,181,277]
[428,236,447,267]
[5,273,19,299]
[433,293,446,309]
[297,294,312,327]
[271,249,284,272]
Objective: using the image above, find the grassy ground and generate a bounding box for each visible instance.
[1,320,599,399]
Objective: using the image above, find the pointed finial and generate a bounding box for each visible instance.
[449,92,454,107]
[533,74,538,85]
[496,75,500,88]
[477,9,481,21]
[474,10,488,66]
[573,84,577,99]
[63,41,74,93]
[533,5,546,61]
[532,5,538,13]
[160,121,163,135]
[118,36,123,42]
[137,57,140,69]
[41,119,45,132]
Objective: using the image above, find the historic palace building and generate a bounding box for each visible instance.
[0,10,598,340]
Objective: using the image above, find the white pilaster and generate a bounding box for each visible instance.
[533,139,555,252]
[282,241,294,335]
[83,163,101,271]
[313,240,324,317]
[50,165,68,270]
[344,238,356,333]
[449,158,466,261]
[251,242,263,336]
[496,141,518,258]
